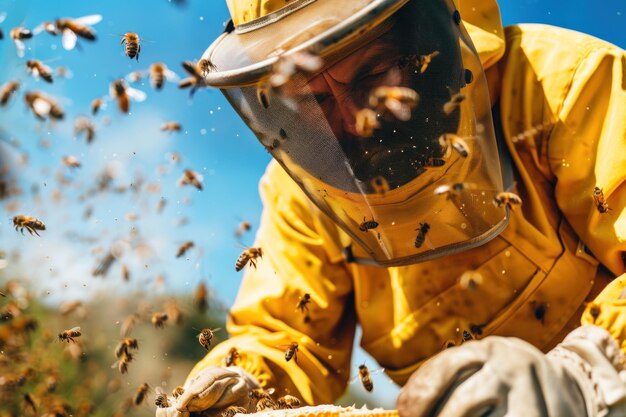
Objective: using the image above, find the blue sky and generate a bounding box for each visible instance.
[0,0,624,408]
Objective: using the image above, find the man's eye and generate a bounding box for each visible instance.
[314,93,332,102]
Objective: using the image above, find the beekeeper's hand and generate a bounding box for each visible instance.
[397,326,626,417]
[156,367,260,417]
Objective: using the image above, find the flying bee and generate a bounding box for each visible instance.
[370,176,390,195]
[121,32,142,60]
[276,395,301,409]
[62,155,81,168]
[149,62,179,90]
[175,241,194,258]
[160,121,182,132]
[459,270,483,292]
[434,182,475,199]
[127,70,143,83]
[426,157,446,167]
[235,247,263,271]
[250,388,277,411]
[178,60,207,96]
[256,81,271,108]
[177,169,203,190]
[37,15,101,50]
[133,383,150,406]
[57,327,81,343]
[55,66,73,79]
[234,220,252,238]
[369,86,419,121]
[154,387,170,408]
[493,192,522,210]
[9,27,33,57]
[151,312,168,329]
[109,79,147,113]
[114,338,139,359]
[269,51,323,88]
[25,60,54,83]
[398,50,440,73]
[172,386,184,398]
[197,58,217,77]
[359,217,379,232]
[355,108,380,138]
[225,347,240,367]
[438,133,470,157]
[414,222,430,249]
[443,92,466,115]
[23,393,37,413]
[281,342,299,363]
[194,282,208,313]
[197,327,221,350]
[220,406,247,417]
[0,80,20,106]
[24,91,64,121]
[13,215,46,236]
[593,186,610,214]
[295,293,311,315]
[74,117,95,143]
[357,364,373,392]
[90,98,103,115]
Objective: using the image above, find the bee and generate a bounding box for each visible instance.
[234,220,252,238]
[178,61,207,97]
[493,192,522,210]
[55,66,73,79]
[369,86,419,121]
[172,386,185,398]
[23,393,37,413]
[45,375,59,393]
[282,342,299,363]
[164,301,184,325]
[0,80,20,106]
[458,270,483,292]
[197,58,217,77]
[250,388,277,411]
[176,241,194,258]
[121,32,141,60]
[531,301,548,325]
[359,217,379,232]
[426,157,446,167]
[39,15,101,50]
[25,60,53,83]
[369,176,390,195]
[593,186,610,214]
[235,247,263,271]
[90,98,103,115]
[115,338,139,359]
[276,395,301,409]
[113,355,132,374]
[177,169,203,190]
[127,70,143,83]
[133,383,150,406]
[414,222,430,249]
[154,387,170,408]
[434,182,474,198]
[10,27,33,57]
[160,121,182,132]
[151,312,168,329]
[225,347,240,367]
[220,406,247,417]
[24,91,64,121]
[149,62,179,90]
[355,108,380,138]
[443,92,466,115]
[194,282,208,313]
[197,327,221,350]
[438,133,470,157]
[398,50,440,74]
[295,293,311,315]
[62,155,81,168]
[57,327,81,343]
[109,79,147,113]
[462,330,473,342]
[121,264,130,281]
[92,252,115,277]
[358,363,374,392]
[269,51,323,88]
[13,215,46,236]
[256,81,271,108]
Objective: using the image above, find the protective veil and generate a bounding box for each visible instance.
[202,0,509,266]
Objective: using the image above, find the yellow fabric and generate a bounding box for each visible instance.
[191,0,626,406]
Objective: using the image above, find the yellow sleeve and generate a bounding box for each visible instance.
[547,36,626,276]
[187,161,356,405]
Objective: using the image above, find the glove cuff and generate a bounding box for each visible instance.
[548,325,626,417]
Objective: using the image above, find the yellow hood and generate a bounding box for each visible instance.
[454,0,505,70]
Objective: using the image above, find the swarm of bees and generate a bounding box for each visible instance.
[235,247,263,271]
[13,215,46,236]
[593,186,610,214]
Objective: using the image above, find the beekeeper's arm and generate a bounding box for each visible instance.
[175,162,356,415]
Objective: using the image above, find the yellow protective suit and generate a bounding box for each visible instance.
[189,0,626,405]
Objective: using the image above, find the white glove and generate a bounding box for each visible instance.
[397,326,626,417]
[156,367,260,417]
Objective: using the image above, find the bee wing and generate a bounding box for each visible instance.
[69,326,81,332]
[32,98,52,117]
[14,39,25,58]
[73,14,102,26]
[62,28,77,50]
[126,87,147,102]
[349,374,361,384]
[32,24,46,35]
[164,69,180,81]
[0,12,6,24]
[385,98,412,121]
